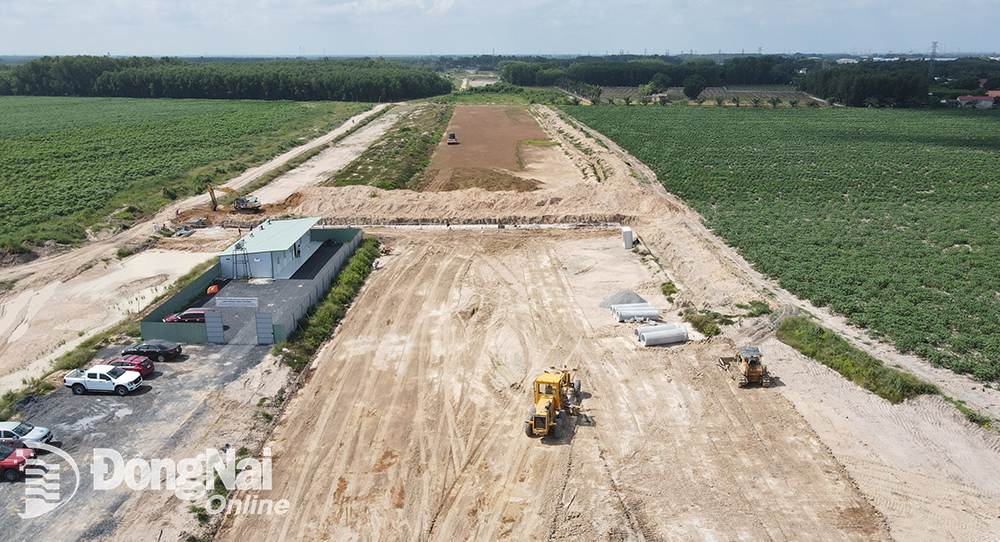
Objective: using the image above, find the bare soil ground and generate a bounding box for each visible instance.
[3,102,1000,541]
[421,105,550,191]
[216,228,889,541]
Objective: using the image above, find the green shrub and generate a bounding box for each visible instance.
[682,308,733,337]
[279,238,380,371]
[736,300,771,317]
[777,316,938,404]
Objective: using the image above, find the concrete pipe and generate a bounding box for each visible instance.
[640,327,688,347]
[634,323,683,340]
[611,303,653,319]
[616,307,661,322]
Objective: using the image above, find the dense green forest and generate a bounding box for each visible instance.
[564,105,1000,379]
[0,56,452,101]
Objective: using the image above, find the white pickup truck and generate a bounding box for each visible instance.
[63,365,143,396]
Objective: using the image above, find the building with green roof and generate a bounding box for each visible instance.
[218,217,325,279]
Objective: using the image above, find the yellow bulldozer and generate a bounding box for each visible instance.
[207,183,262,214]
[524,367,581,438]
[718,346,771,388]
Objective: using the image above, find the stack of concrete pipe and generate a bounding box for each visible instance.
[610,302,660,323]
[635,323,688,347]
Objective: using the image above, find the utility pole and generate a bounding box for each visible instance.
[928,41,938,79]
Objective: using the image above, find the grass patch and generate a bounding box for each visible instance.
[273,237,380,371]
[943,396,994,428]
[777,316,939,404]
[681,308,734,337]
[520,139,559,146]
[736,300,772,317]
[329,104,452,190]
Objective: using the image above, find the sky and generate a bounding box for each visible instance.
[1,0,997,58]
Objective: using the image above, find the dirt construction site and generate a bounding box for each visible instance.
[2,104,1000,541]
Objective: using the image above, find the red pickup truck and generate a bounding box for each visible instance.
[0,443,35,482]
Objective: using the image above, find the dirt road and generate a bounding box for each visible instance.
[216,104,1000,541]
[217,228,888,541]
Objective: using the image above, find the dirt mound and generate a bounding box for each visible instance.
[434,167,540,192]
[269,191,307,212]
[599,289,646,308]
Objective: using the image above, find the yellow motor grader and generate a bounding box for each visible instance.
[524,368,581,438]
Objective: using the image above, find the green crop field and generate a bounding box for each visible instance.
[0,96,368,249]
[563,106,1000,380]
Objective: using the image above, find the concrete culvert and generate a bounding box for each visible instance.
[634,323,683,340]
[640,327,688,346]
[611,303,654,320]
[616,307,660,322]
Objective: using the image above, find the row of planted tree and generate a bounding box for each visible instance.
[583,95,821,107]
[0,56,453,102]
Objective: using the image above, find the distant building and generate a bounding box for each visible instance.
[837,58,859,64]
[987,90,1000,98]
[957,95,995,108]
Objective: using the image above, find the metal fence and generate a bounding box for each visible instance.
[140,263,221,343]
[274,230,362,340]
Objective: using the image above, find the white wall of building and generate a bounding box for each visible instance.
[273,231,323,279]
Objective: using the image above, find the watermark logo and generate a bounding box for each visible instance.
[19,446,285,519]
[19,442,81,519]
[93,447,287,516]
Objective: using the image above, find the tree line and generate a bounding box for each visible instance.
[497,55,1000,107]
[0,56,453,101]
[800,68,929,107]
[499,56,809,88]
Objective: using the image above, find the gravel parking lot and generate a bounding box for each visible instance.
[0,341,287,541]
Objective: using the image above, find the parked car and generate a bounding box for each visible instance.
[163,308,215,323]
[107,355,154,377]
[0,444,35,481]
[0,421,53,447]
[121,339,182,362]
[63,365,143,396]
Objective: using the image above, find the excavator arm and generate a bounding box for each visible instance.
[207,183,258,212]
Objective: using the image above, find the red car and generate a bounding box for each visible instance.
[107,355,155,377]
[0,443,35,482]
[163,308,215,323]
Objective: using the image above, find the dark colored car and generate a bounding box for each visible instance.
[0,444,35,482]
[162,308,215,323]
[107,355,155,377]
[122,339,182,362]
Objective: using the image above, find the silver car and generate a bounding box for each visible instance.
[0,421,54,447]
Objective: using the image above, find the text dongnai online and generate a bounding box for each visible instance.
[92,447,290,515]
